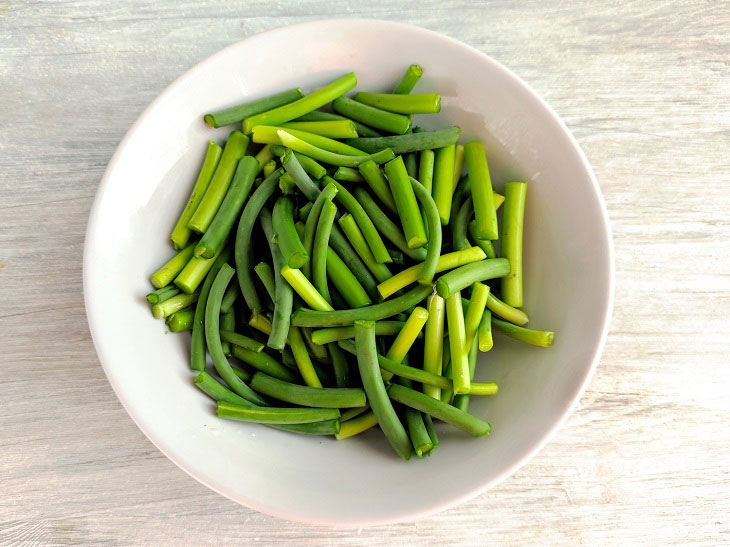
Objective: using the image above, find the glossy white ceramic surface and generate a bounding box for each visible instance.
[84,19,613,526]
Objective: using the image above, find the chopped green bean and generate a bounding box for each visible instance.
[253,125,366,156]
[436,259,511,300]
[344,127,461,155]
[423,293,445,399]
[338,213,392,283]
[333,166,364,183]
[231,345,298,383]
[219,330,265,353]
[256,145,275,173]
[310,321,407,345]
[478,310,494,351]
[432,144,456,225]
[288,326,322,388]
[235,168,283,313]
[500,181,527,307]
[260,208,293,351]
[354,92,441,114]
[205,88,304,128]
[423,414,439,455]
[326,248,372,308]
[452,143,465,188]
[146,285,180,305]
[464,282,490,350]
[242,72,356,133]
[292,284,432,328]
[281,266,334,312]
[384,156,427,249]
[355,321,412,460]
[327,342,350,388]
[171,141,223,249]
[150,243,195,289]
[445,292,470,394]
[329,177,392,264]
[166,310,194,332]
[464,141,498,240]
[352,187,427,261]
[418,149,435,194]
[312,199,337,304]
[151,291,198,319]
[295,110,383,137]
[492,317,554,347]
[452,337,477,411]
[220,308,235,356]
[386,383,490,436]
[302,181,338,278]
[272,196,309,268]
[329,224,380,300]
[333,96,410,135]
[280,120,358,139]
[196,155,258,258]
[277,130,395,168]
[217,402,339,424]
[408,176,442,283]
[393,64,423,94]
[190,249,230,371]
[487,292,529,326]
[206,264,267,405]
[189,131,249,233]
[335,410,378,439]
[250,372,365,408]
[338,340,453,391]
[357,160,398,213]
[253,262,276,302]
[377,247,486,299]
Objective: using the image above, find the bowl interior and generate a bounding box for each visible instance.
[84,19,612,526]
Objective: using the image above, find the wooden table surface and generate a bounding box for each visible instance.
[2,1,729,544]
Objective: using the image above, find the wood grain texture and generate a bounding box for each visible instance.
[2,0,729,544]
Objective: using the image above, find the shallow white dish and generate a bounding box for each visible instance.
[84,19,613,526]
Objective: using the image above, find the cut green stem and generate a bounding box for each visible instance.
[464,141,498,240]
[291,284,432,328]
[436,258,511,300]
[492,317,554,347]
[170,141,223,249]
[377,247,486,299]
[344,127,461,155]
[205,88,304,128]
[384,156,427,249]
[500,181,527,307]
[423,293,445,400]
[312,199,337,304]
[333,96,410,134]
[393,64,423,94]
[355,320,412,460]
[188,131,249,233]
[354,92,440,114]
[386,383,491,436]
[250,372,365,408]
[242,72,357,133]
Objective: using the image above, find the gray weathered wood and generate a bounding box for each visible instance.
[2,1,729,544]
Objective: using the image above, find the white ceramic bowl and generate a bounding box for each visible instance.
[84,19,613,526]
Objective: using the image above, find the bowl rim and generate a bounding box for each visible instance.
[83,18,615,527]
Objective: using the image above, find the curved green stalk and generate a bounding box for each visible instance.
[492,317,554,347]
[277,130,394,168]
[312,199,337,304]
[354,321,412,460]
[436,259,510,300]
[205,264,267,405]
[250,372,365,408]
